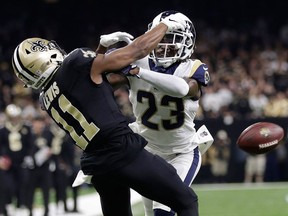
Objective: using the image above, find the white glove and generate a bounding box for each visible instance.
[161,13,186,32]
[196,125,214,155]
[72,170,92,187]
[100,31,134,47]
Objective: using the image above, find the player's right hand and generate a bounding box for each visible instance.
[100,32,134,47]
[120,64,139,76]
[161,14,186,32]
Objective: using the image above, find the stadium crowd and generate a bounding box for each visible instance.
[1,0,288,215]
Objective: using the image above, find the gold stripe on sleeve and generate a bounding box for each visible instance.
[188,59,203,77]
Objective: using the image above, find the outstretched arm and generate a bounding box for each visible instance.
[130,67,199,98]
[107,66,199,98]
[93,23,168,73]
[92,13,185,75]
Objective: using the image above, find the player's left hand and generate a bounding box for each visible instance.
[100,32,134,47]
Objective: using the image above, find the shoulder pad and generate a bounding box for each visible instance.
[189,60,210,86]
[65,48,96,69]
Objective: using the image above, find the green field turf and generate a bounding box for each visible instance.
[132,182,288,216]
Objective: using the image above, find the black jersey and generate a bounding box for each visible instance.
[0,123,32,167]
[40,48,146,174]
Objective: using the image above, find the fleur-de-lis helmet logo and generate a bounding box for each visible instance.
[29,40,48,52]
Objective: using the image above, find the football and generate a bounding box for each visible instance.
[237,122,284,155]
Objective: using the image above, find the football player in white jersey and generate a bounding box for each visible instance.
[104,10,214,216]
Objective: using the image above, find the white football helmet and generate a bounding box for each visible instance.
[12,38,66,89]
[148,11,196,68]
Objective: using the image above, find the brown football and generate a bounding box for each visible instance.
[237,122,284,155]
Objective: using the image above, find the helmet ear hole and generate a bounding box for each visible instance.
[25,49,31,55]
[51,54,57,58]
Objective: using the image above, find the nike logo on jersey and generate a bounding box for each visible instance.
[203,66,208,71]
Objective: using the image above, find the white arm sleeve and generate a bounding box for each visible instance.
[137,68,189,98]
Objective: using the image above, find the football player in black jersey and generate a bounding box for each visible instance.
[26,116,53,216]
[0,104,33,215]
[12,13,199,216]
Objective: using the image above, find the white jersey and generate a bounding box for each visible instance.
[128,57,210,155]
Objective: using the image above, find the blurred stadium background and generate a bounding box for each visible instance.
[1,0,288,215]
